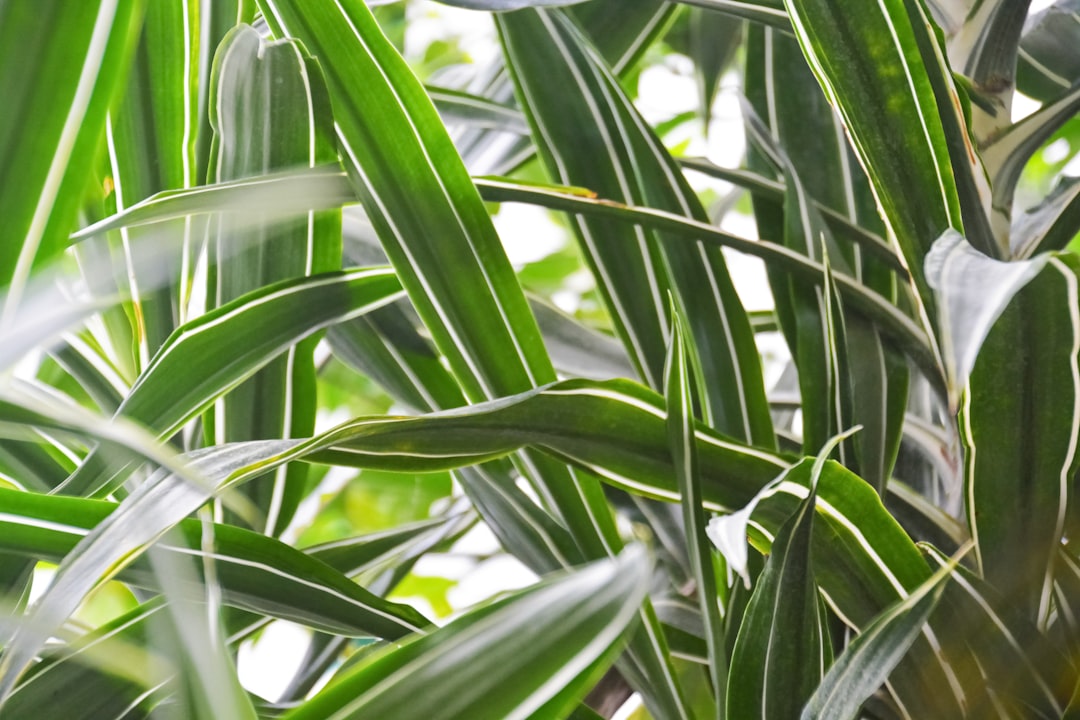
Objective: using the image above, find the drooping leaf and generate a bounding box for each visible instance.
[1018,0,1080,102]
[284,547,652,720]
[499,7,775,447]
[925,229,1047,406]
[1012,174,1080,258]
[959,250,1080,623]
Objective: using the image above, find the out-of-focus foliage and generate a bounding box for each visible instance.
[2,0,1080,718]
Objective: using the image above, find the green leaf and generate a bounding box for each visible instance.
[742,108,854,461]
[0,486,429,638]
[431,0,589,9]
[204,23,342,536]
[476,176,939,385]
[145,523,259,720]
[529,297,636,380]
[1018,1,1080,103]
[678,158,903,273]
[783,0,993,310]
[664,303,727,714]
[0,439,435,705]
[687,8,742,129]
[1012,175,1080,258]
[959,250,1080,623]
[981,83,1080,243]
[71,166,356,241]
[947,0,1030,142]
[427,85,529,133]
[3,599,173,720]
[744,23,907,490]
[569,1,676,73]
[284,546,651,720]
[59,268,405,497]
[257,0,552,404]
[726,436,846,719]
[304,514,471,579]
[107,0,201,358]
[2,376,951,712]
[172,275,399,414]
[499,8,775,447]
[799,546,961,720]
[253,6,690,714]
[0,0,143,315]
[1054,547,1080,661]
[73,169,935,386]
[673,0,791,31]
[923,545,1072,717]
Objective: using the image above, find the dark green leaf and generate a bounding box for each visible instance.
[800,547,960,720]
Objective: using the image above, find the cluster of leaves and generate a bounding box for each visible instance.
[2,0,1080,717]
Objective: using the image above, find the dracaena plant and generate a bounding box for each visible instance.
[0,0,1078,717]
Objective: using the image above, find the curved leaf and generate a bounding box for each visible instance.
[59,268,403,497]
[431,0,588,9]
[800,547,960,720]
[284,546,652,720]
[960,252,1080,623]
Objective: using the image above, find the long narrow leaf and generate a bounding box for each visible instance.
[499,8,775,446]
[204,23,342,536]
[665,305,727,715]
[799,547,961,720]
[283,547,652,720]
[0,0,143,316]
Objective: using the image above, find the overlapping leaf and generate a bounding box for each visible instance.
[499,7,774,446]
[204,24,341,536]
[0,0,143,316]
